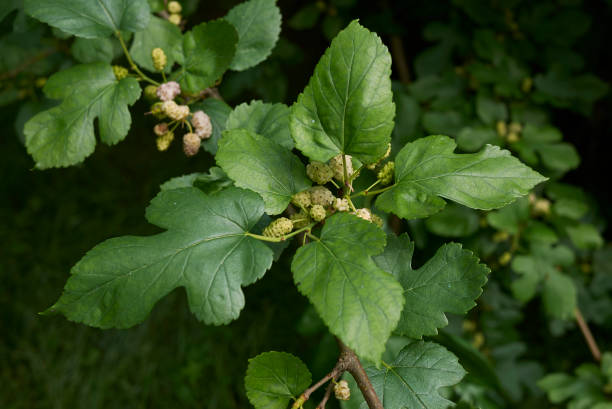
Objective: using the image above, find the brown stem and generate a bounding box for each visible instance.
[316,380,335,409]
[390,35,410,84]
[575,308,601,362]
[293,339,383,409]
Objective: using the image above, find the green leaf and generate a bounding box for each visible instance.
[24,63,141,168]
[291,213,403,363]
[172,20,238,93]
[226,100,294,150]
[245,351,312,409]
[425,204,480,238]
[456,126,499,152]
[566,223,604,250]
[351,341,465,409]
[225,0,281,71]
[510,244,576,319]
[375,235,489,338]
[71,37,121,63]
[46,187,274,328]
[486,197,530,235]
[24,0,150,39]
[476,93,507,125]
[376,135,546,220]
[129,16,182,73]
[290,20,395,164]
[216,129,311,215]
[190,98,232,155]
[160,167,232,195]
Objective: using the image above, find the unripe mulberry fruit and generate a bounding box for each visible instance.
[532,198,551,216]
[371,214,384,228]
[353,208,372,222]
[153,122,169,136]
[310,204,326,222]
[306,161,334,185]
[506,132,520,143]
[162,100,190,121]
[263,217,293,237]
[509,122,522,134]
[112,65,128,80]
[144,85,158,101]
[333,198,349,212]
[156,131,174,151]
[309,186,334,207]
[191,110,213,140]
[328,154,353,182]
[151,102,165,119]
[334,380,350,401]
[496,120,507,137]
[521,77,533,93]
[291,190,311,209]
[167,1,182,13]
[183,133,200,157]
[168,13,182,25]
[151,47,167,71]
[377,161,394,185]
[290,210,311,229]
[157,81,181,102]
[499,251,512,266]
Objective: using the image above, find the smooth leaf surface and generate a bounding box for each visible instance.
[226,100,293,149]
[376,135,546,220]
[290,20,395,164]
[375,235,489,338]
[350,341,466,409]
[216,128,311,215]
[224,0,281,71]
[24,63,141,168]
[24,0,150,39]
[291,213,404,363]
[172,20,238,93]
[245,351,312,409]
[130,16,182,73]
[47,187,274,328]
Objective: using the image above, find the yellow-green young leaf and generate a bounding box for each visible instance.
[225,0,281,71]
[290,20,395,164]
[24,63,141,169]
[130,16,182,73]
[349,341,465,409]
[226,100,293,150]
[376,135,547,220]
[216,129,311,215]
[245,352,312,409]
[374,235,489,339]
[171,20,238,93]
[291,213,404,363]
[45,187,274,328]
[24,0,150,39]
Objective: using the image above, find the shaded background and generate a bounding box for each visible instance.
[2,0,611,408]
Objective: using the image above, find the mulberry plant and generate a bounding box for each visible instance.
[20,1,552,408]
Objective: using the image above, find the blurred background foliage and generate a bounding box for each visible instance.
[2,0,612,408]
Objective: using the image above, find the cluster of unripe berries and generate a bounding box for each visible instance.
[263,153,392,238]
[496,120,523,144]
[145,48,212,157]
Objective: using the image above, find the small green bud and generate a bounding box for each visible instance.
[309,186,334,207]
[151,47,167,71]
[377,161,394,185]
[112,65,129,80]
[310,204,326,222]
[144,85,158,101]
[263,217,294,237]
[306,161,334,185]
[291,190,311,209]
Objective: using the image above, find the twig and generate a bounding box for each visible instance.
[316,380,335,409]
[575,308,601,362]
[293,339,383,409]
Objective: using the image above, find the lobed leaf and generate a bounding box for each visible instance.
[46,187,274,328]
[24,63,141,168]
[376,135,547,220]
[290,20,395,164]
[226,100,293,150]
[291,213,404,363]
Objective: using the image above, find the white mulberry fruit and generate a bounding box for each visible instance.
[310,204,326,222]
[191,110,213,140]
[290,210,311,229]
[333,198,349,212]
[162,100,189,121]
[306,161,334,185]
[167,1,182,13]
[334,380,350,401]
[156,131,174,151]
[353,208,372,222]
[112,65,128,80]
[182,132,200,157]
[309,186,334,207]
[157,81,181,102]
[153,122,169,136]
[291,190,312,209]
[328,154,353,182]
[151,48,167,71]
[263,217,293,237]
[377,161,395,185]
